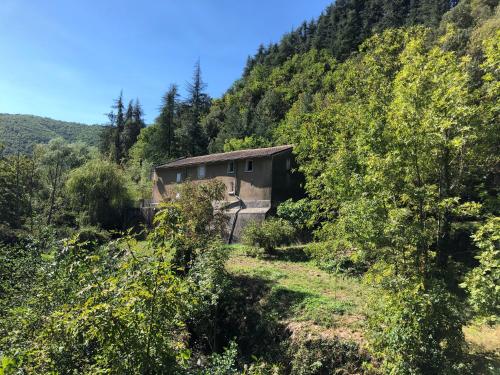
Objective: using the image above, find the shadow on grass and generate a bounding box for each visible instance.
[215,274,312,363]
[266,245,310,263]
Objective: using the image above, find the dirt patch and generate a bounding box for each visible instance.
[286,320,366,346]
[464,324,500,355]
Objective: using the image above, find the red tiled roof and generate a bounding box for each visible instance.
[155,145,293,169]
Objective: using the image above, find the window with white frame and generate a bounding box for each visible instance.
[176,172,182,183]
[245,160,253,172]
[228,160,235,174]
[197,164,206,179]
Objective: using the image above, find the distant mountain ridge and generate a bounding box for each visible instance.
[0,113,104,155]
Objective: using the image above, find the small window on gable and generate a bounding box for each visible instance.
[198,165,206,179]
[245,160,253,172]
[286,158,291,171]
[228,160,235,174]
[176,172,182,183]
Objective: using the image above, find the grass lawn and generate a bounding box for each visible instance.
[225,244,369,344]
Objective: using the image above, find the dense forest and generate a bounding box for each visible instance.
[1,0,499,373]
[0,114,103,155]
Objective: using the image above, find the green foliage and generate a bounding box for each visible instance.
[152,180,227,272]
[0,184,232,374]
[66,159,134,229]
[241,218,296,254]
[276,199,313,231]
[0,113,103,155]
[288,335,366,375]
[210,49,336,151]
[18,237,191,374]
[461,216,500,323]
[100,93,145,163]
[0,153,36,233]
[129,62,212,167]
[304,241,365,275]
[1,2,499,372]
[367,276,468,374]
[198,341,239,375]
[187,243,231,351]
[74,225,111,248]
[207,0,456,150]
[35,138,94,225]
[223,136,271,152]
[129,122,166,165]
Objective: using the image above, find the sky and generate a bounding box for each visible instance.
[0,0,332,125]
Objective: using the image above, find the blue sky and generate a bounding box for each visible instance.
[0,0,332,125]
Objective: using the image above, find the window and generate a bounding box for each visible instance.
[228,160,235,174]
[176,172,182,183]
[197,164,206,179]
[245,160,253,172]
[228,181,235,195]
[286,158,291,171]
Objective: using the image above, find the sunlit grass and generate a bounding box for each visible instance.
[226,245,368,332]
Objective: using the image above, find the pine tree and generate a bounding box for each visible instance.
[122,99,144,158]
[125,100,134,123]
[157,85,179,157]
[114,91,125,162]
[133,99,145,128]
[180,61,210,156]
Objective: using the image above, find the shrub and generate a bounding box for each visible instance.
[304,241,367,275]
[74,226,111,249]
[152,180,227,272]
[241,218,295,254]
[288,334,367,375]
[197,341,239,375]
[460,216,500,323]
[367,276,469,374]
[187,243,231,351]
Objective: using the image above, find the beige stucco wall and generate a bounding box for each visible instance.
[152,157,273,203]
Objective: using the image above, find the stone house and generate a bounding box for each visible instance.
[151,145,303,242]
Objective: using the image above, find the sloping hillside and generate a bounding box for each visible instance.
[0,114,103,155]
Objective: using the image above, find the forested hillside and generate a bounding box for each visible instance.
[203,0,461,151]
[0,114,103,155]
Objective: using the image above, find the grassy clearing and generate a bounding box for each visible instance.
[225,245,368,343]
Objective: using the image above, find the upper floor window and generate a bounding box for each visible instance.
[228,160,235,174]
[176,172,182,183]
[245,160,253,172]
[197,164,206,179]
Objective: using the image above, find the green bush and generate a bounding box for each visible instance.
[74,226,111,249]
[460,216,500,323]
[367,276,469,374]
[304,241,366,275]
[241,218,295,254]
[288,334,367,375]
[187,242,231,351]
[152,180,227,272]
